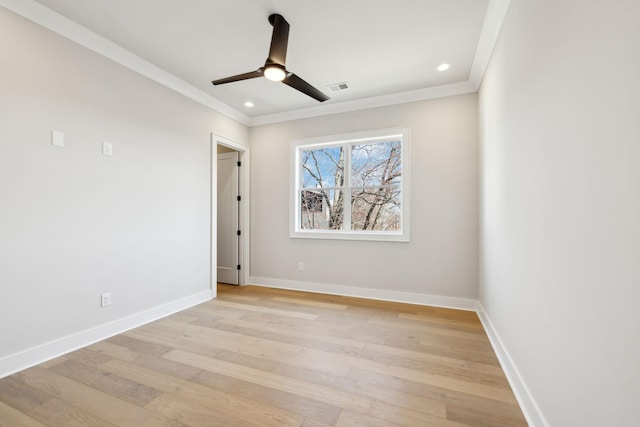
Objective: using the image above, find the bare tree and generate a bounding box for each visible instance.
[351,142,401,231]
[301,147,344,229]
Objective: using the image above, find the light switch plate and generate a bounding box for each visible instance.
[102,141,113,156]
[51,130,64,147]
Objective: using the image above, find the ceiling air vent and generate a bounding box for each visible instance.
[327,82,350,92]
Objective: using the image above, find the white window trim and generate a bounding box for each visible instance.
[290,127,410,242]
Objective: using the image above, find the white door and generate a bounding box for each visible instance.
[217,152,239,285]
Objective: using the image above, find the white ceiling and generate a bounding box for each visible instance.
[7,0,508,125]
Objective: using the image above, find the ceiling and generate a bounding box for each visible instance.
[10,0,506,125]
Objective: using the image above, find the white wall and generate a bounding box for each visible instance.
[250,94,478,302]
[0,8,247,370]
[479,0,640,425]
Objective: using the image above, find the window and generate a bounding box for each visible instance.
[290,128,410,241]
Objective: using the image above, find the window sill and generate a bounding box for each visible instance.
[290,230,409,242]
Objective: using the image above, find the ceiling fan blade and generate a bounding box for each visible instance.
[283,73,329,102]
[212,69,263,85]
[267,14,289,65]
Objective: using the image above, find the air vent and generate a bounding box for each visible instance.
[327,82,350,92]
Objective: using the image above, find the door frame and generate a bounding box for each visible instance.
[211,133,250,298]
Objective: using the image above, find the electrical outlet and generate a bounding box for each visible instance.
[298,262,304,271]
[101,292,112,307]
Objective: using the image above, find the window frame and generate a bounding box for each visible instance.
[290,127,410,242]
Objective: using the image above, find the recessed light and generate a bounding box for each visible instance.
[437,63,451,72]
[244,101,254,108]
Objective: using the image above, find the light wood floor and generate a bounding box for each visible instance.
[0,285,527,426]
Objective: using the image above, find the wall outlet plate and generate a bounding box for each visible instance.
[101,292,112,307]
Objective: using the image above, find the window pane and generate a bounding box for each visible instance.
[300,189,344,230]
[351,187,401,231]
[351,140,401,187]
[301,146,345,189]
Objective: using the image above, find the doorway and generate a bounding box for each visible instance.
[217,148,239,285]
[212,134,250,297]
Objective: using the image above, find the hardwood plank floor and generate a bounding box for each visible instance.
[0,285,527,426]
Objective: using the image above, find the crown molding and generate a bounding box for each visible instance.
[250,81,477,126]
[0,0,251,126]
[2,0,511,128]
[468,0,513,90]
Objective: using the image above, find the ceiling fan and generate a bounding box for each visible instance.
[212,14,329,103]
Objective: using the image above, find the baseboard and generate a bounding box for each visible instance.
[477,304,549,427]
[249,276,479,311]
[0,290,212,379]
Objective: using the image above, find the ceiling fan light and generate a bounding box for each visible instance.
[264,65,286,82]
